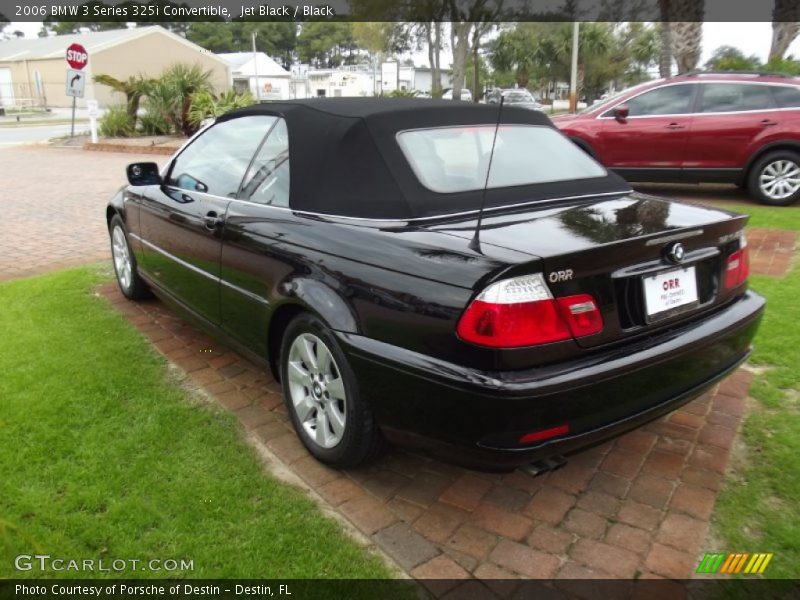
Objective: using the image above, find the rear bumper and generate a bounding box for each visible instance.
[338,290,765,470]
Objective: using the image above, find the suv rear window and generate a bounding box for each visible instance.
[396,125,606,193]
[613,84,695,117]
[771,85,800,108]
[699,83,774,112]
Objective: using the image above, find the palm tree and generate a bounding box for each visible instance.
[627,23,660,83]
[672,21,703,73]
[770,0,800,62]
[658,1,673,77]
[553,23,613,100]
[92,74,151,126]
[491,24,549,88]
[144,64,213,137]
[670,0,704,74]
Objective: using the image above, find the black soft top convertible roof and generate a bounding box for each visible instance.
[219,98,630,220]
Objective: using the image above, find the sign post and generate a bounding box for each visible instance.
[65,42,88,137]
[87,100,99,143]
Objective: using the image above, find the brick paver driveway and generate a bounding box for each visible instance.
[98,281,757,586]
[0,146,160,281]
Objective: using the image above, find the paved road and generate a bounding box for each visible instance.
[0,146,161,281]
[0,122,90,147]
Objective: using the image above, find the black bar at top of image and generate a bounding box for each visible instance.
[2,579,800,600]
[0,0,799,24]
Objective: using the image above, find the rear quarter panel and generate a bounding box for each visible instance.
[739,111,800,167]
[217,206,524,367]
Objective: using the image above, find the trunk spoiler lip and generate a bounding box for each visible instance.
[644,229,706,246]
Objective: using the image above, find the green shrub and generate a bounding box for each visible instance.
[93,74,151,127]
[762,56,800,76]
[388,89,421,98]
[99,106,135,137]
[143,63,214,137]
[138,110,173,136]
[187,89,256,128]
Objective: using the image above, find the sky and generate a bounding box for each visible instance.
[4,21,800,67]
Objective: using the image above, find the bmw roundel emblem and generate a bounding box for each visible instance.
[666,242,686,264]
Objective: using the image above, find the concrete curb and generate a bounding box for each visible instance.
[83,136,185,156]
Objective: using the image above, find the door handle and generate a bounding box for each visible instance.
[665,123,685,130]
[760,119,778,127]
[203,211,224,230]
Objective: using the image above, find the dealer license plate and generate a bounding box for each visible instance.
[643,266,699,321]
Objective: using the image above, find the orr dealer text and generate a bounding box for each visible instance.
[15,4,334,18]
[15,584,292,597]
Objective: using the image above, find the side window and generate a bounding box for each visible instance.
[771,85,800,108]
[239,118,290,207]
[699,83,774,113]
[167,116,276,197]
[610,84,695,117]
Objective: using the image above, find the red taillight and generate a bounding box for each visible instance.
[724,241,749,290]
[456,298,571,347]
[456,275,603,348]
[519,424,570,444]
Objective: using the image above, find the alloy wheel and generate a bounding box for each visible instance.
[286,333,347,449]
[759,159,800,201]
[111,226,132,290]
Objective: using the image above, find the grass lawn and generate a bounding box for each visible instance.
[712,203,800,579]
[0,267,391,579]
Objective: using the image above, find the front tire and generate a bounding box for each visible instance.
[280,313,385,468]
[109,215,150,300]
[747,151,800,206]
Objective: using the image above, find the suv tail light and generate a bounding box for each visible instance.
[456,274,603,348]
[724,238,749,290]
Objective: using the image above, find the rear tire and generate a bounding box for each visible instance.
[747,151,800,206]
[109,215,150,300]
[280,313,386,468]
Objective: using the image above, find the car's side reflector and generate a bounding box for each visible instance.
[456,274,603,348]
[724,241,750,290]
[519,424,570,445]
[556,294,604,338]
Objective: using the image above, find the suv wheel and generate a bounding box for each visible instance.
[748,151,800,206]
[280,313,385,468]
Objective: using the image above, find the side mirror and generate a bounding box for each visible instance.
[613,105,629,120]
[126,162,161,186]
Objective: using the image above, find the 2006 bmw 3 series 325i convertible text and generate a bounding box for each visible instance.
[107,98,764,471]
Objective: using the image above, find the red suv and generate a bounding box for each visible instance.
[553,72,800,205]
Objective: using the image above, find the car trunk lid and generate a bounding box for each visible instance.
[432,192,749,349]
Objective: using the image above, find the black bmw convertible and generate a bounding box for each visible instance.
[107,98,764,470]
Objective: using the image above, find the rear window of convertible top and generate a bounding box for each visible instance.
[396,125,606,194]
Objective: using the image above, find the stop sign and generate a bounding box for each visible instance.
[66,43,88,70]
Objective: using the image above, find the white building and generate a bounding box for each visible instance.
[398,66,453,94]
[303,65,375,98]
[288,63,454,99]
[218,52,291,101]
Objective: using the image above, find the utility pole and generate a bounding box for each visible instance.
[569,21,579,113]
[252,30,261,103]
[472,42,479,102]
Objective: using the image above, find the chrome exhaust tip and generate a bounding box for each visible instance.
[521,455,567,477]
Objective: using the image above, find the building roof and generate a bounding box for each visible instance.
[218,52,290,78]
[0,26,227,66]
